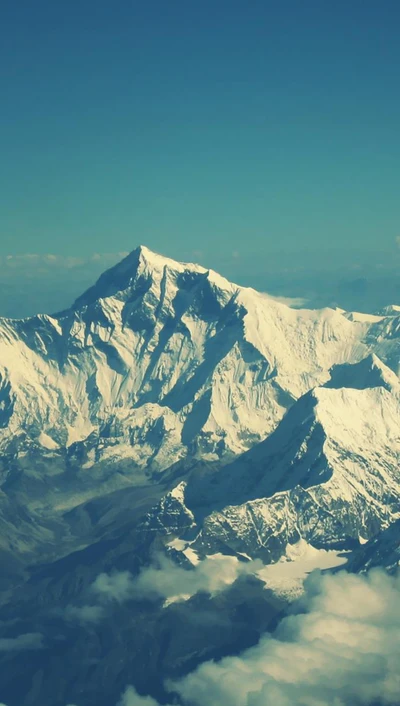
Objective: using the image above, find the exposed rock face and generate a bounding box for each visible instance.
[347,519,400,574]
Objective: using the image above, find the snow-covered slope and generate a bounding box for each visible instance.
[0,247,400,706]
[0,246,399,492]
[154,362,400,562]
[325,352,400,392]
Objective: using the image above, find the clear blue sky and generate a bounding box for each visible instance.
[1,0,399,267]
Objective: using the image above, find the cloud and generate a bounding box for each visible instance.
[115,569,400,706]
[169,569,400,706]
[133,553,263,602]
[0,632,44,651]
[0,251,132,317]
[118,686,164,706]
[64,604,105,624]
[67,560,400,706]
[92,571,136,603]
[64,553,263,629]
[92,554,263,605]
[0,252,128,272]
[261,292,308,308]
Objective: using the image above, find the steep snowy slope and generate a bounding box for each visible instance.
[0,247,400,706]
[0,246,399,502]
[325,352,400,392]
[157,366,400,562]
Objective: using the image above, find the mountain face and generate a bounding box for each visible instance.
[178,381,400,562]
[0,246,399,512]
[346,518,400,574]
[0,247,399,706]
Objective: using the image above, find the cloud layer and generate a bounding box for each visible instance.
[64,604,105,624]
[64,553,264,628]
[116,569,400,706]
[0,633,44,651]
[7,563,398,706]
[0,252,129,271]
[0,251,130,317]
[92,553,263,605]
[172,569,400,706]
[118,687,161,706]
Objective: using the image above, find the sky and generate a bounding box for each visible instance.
[0,0,400,314]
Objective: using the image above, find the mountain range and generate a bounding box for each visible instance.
[0,246,399,706]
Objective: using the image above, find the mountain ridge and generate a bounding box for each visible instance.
[0,246,399,559]
[0,246,399,706]
[1,246,398,475]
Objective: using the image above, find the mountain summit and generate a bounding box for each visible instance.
[73,245,235,310]
[0,247,399,706]
[0,246,399,512]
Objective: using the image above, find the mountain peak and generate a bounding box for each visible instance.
[325,353,399,392]
[134,244,195,272]
[73,245,237,310]
[378,304,400,316]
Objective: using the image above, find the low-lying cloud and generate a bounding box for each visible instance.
[0,252,129,271]
[64,604,105,624]
[117,569,400,706]
[118,687,162,706]
[91,570,136,603]
[65,553,263,625]
[0,251,129,318]
[62,557,400,705]
[172,569,400,706]
[0,632,44,651]
[92,553,263,605]
[260,292,308,308]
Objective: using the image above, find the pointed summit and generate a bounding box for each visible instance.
[72,245,236,310]
[325,353,399,392]
[71,245,190,309]
[72,248,143,309]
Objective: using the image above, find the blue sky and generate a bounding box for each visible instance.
[1,0,400,274]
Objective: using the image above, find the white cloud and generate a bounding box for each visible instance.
[92,554,263,605]
[92,570,136,603]
[64,604,105,624]
[64,554,263,629]
[169,569,400,706]
[262,292,308,308]
[0,632,44,651]
[134,553,263,602]
[0,252,128,272]
[113,569,400,706]
[118,686,164,706]
[68,560,400,706]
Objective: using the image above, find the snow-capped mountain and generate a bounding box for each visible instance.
[0,245,399,509]
[0,246,399,706]
[141,359,400,563]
